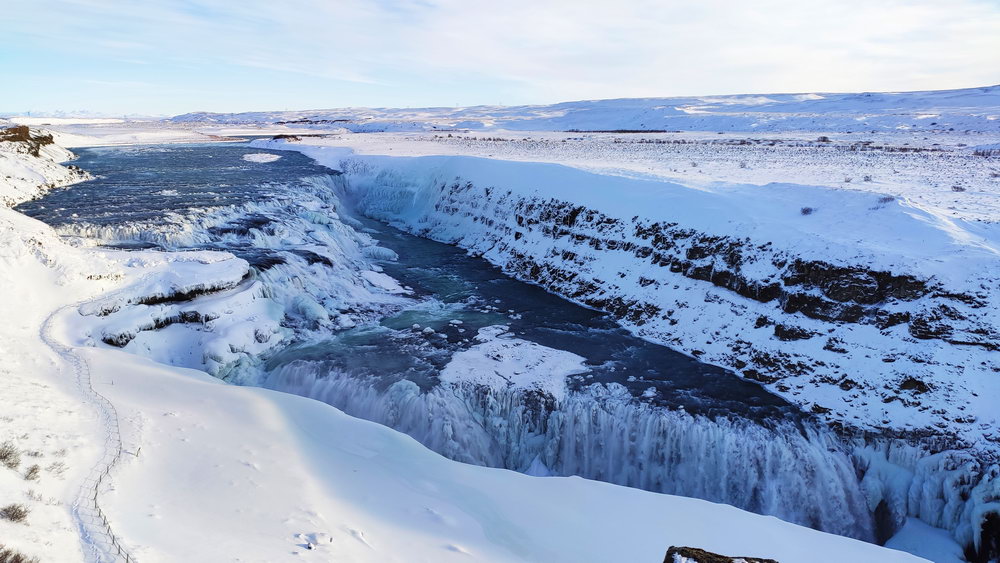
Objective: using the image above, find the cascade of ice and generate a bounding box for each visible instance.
[264,360,875,541]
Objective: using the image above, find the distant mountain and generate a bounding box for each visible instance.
[170,84,1000,133]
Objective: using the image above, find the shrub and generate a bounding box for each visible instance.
[0,442,20,470]
[0,544,40,563]
[45,461,67,477]
[800,207,815,216]
[0,504,29,524]
[24,465,40,481]
[952,185,966,192]
[817,136,830,142]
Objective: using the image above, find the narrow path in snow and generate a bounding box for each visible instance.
[41,304,137,563]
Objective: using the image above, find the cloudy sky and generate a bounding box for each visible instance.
[3,0,1000,115]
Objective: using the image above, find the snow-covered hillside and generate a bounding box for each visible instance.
[172,84,1000,134]
[0,133,934,560]
[0,126,90,206]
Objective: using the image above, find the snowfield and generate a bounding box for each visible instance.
[170,84,1000,135]
[0,126,938,560]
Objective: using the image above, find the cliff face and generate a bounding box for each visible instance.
[338,154,1000,451]
[0,125,90,207]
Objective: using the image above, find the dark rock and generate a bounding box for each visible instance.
[663,546,779,563]
[899,377,930,394]
[823,272,880,303]
[773,324,816,341]
[742,369,780,384]
[0,125,54,157]
[823,338,849,354]
[965,511,1000,563]
[909,313,954,340]
[290,249,334,267]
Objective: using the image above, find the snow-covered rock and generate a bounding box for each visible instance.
[0,125,90,207]
[438,325,588,401]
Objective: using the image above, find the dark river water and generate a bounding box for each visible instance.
[17,141,795,420]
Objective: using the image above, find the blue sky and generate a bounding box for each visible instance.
[3,0,1000,116]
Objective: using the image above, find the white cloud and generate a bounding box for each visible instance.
[393,0,1000,98]
[6,0,1000,108]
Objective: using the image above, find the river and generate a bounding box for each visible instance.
[16,141,879,542]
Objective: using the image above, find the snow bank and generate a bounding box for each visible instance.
[73,345,926,563]
[0,208,112,562]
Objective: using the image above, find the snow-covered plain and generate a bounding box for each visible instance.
[0,124,936,560]
[0,117,348,149]
[170,84,1000,135]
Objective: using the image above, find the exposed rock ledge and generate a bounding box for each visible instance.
[0,125,91,207]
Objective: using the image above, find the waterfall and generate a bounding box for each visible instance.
[264,360,876,541]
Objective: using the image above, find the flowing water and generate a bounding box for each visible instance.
[17,142,880,542]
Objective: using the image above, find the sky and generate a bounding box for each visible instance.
[3,0,1000,116]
